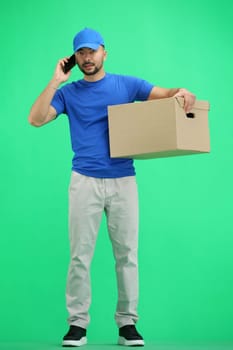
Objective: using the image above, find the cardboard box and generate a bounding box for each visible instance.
[108,97,210,159]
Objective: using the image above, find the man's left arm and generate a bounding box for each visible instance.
[148,86,196,113]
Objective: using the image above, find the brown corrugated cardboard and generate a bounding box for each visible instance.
[108,97,210,159]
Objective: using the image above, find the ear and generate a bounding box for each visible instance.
[103,50,107,61]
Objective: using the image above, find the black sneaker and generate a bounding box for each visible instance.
[118,325,144,346]
[62,325,87,347]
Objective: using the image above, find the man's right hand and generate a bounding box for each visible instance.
[52,57,73,86]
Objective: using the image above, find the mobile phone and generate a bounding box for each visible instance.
[63,54,76,73]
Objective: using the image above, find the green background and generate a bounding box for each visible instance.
[1,0,233,348]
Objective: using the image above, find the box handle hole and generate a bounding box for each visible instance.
[186,113,195,118]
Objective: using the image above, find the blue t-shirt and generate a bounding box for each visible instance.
[51,72,154,178]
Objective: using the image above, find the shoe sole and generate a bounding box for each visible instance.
[118,336,144,347]
[62,336,87,347]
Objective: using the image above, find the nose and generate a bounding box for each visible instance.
[83,52,92,61]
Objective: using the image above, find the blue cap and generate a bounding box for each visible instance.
[73,28,105,52]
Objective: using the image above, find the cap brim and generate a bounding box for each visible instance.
[74,42,100,52]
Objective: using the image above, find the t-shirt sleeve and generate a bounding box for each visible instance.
[123,75,154,101]
[51,88,66,116]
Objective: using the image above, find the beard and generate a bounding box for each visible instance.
[77,61,103,76]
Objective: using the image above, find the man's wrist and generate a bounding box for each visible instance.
[49,79,60,90]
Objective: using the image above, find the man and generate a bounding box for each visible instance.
[28,28,195,347]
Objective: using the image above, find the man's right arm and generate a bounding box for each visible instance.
[28,58,72,127]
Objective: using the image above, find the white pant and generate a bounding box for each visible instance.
[66,171,139,328]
